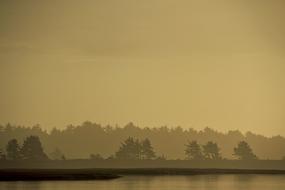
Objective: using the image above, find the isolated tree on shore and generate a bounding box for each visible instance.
[233,141,258,160]
[6,139,21,160]
[185,141,204,160]
[203,141,222,160]
[21,136,48,160]
[115,137,141,160]
[141,138,156,159]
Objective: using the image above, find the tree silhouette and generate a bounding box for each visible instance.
[233,141,258,160]
[115,137,141,160]
[2,122,285,160]
[21,136,48,160]
[203,141,222,160]
[185,141,204,160]
[115,137,157,160]
[6,139,21,160]
[141,138,156,159]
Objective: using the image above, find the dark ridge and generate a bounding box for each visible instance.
[0,169,121,181]
[1,168,285,181]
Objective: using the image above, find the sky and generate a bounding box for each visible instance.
[1,0,285,136]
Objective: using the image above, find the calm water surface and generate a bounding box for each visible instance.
[0,175,285,190]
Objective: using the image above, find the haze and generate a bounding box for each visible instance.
[1,0,285,136]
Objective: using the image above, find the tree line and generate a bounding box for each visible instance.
[0,122,284,159]
[1,135,260,161]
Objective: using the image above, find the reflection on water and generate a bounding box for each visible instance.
[0,175,285,190]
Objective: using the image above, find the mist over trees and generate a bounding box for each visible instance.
[50,148,65,160]
[0,121,284,160]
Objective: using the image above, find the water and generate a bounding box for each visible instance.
[0,175,284,190]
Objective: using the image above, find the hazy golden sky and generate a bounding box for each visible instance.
[1,0,285,136]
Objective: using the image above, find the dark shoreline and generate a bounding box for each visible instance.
[106,168,285,175]
[1,160,285,170]
[1,168,285,181]
[0,169,121,181]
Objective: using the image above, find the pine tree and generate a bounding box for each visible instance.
[6,139,21,160]
[21,136,48,160]
[233,141,258,160]
[185,140,204,160]
[115,137,141,160]
[141,138,156,159]
[203,141,222,160]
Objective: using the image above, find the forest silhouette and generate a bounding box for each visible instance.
[0,121,284,160]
